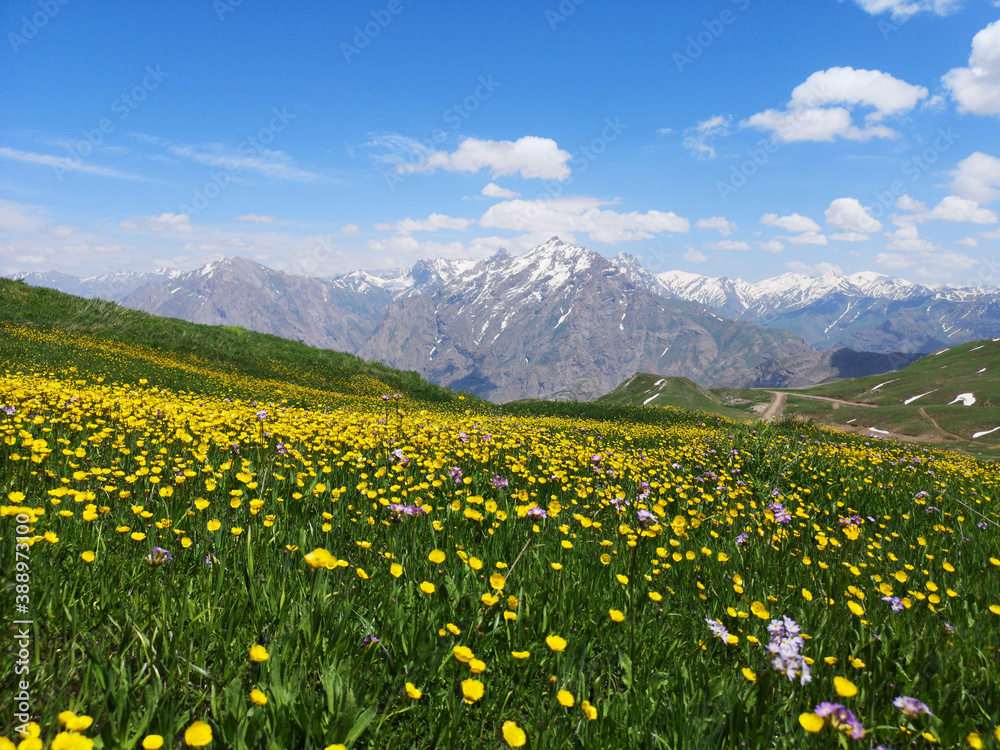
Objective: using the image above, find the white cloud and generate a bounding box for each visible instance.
[341,223,360,234]
[885,224,936,252]
[704,240,750,251]
[830,232,871,242]
[482,182,521,199]
[0,146,148,181]
[951,151,1000,204]
[758,239,785,253]
[694,216,735,236]
[891,194,998,225]
[761,212,822,233]
[957,237,979,247]
[479,196,690,244]
[784,231,829,246]
[139,134,321,182]
[785,260,843,275]
[119,213,194,233]
[943,20,1000,117]
[982,228,1000,240]
[683,246,708,263]
[743,67,927,142]
[236,213,275,224]
[657,127,674,136]
[375,214,474,234]
[851,0,961,19]
[0,200,49,234]
[682,115,731,160]
[398,136,572,180]
[929,195,998,223]
[825,197,883,233]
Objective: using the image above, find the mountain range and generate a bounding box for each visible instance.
[14,237,996,401]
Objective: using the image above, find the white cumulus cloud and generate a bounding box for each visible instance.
[682,115,732,160]
[482,182,521,199]
[825,197,883,233]
[398,136,572,181]
[374,213,474,234]
[694,217,735,236]
[951,151,1000,204]
[743,67,927,142]
[943,20,1000,117]
[761,212,822,233]
[236,213,275,224]
[120,212,194,233]
[479,196,690,244]
[851,0,961,19]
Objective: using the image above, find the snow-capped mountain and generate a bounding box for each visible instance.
[8,240,923,401]
[611,254,1000,353]
[11,267,184,301]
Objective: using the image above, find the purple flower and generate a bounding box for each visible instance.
[813,703,865,740]
[765,616,810,685]
[893,696,932,719]
[978,521,989,530]
[275,442,287,456]
[362,634,380,647]
[490,474,508,489]
[256,410,268,421]
[449,466,463,483]
[767,502,791,525]
[526,506,548,520]
[1,405,15,416]
[145,547,173,567]
[705,618,730,643]
[735,533,749,547]
[636,508,656,528]
[391,448,410,467]
[205,552,219,565]
[881,595,903,612]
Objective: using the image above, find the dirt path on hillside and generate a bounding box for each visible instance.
[760,391,878,421]
[760,392,786,420]
[918,406,964,441]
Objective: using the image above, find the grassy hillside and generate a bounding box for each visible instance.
[1,284,999,748]
[595,373,765,420]
[0,278,467,405]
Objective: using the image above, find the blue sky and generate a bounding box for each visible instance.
[2,0,999,284]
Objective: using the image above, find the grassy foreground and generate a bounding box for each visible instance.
[0,305,999,747]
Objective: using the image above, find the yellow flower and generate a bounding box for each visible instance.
[503,611,517,621]
[249,644,269,662]
[230,527,243,536]
[250,688,268,705]
[750,601,770,620]
[799,712,823,733]
[502,720,527,747]
[801,588,813,601]
[990,604,1000,616]
[581,700,598,721]
[489,573,506,590]
[50,733,92,750]
[546,634,567,652]
[207,519,221,532]
[616,574,629,585]
[824,656,838,665]
[847,600,865,616]
[419,581,436,595]
[511,650,530,659]
[834,676,858,698]
[356,567,370,580]
[649,591,662,602]
[142,736,164,750]
[742,668,756,681]
[507,595,519,610]
[184,721,213,747]
[469,556,483,570]
[390,563,403,578]
[967,732,983,749]
[81,551,95,563]
[461,678,484,704]
[551,562,563,570]
[454,645,475,663]
[470,658,486,674]
[609,609,625,623]
[131,532,146,541]
[405,682,422,700]
[481,592,499,606]
[324,745,347,750]
[428,549,446,564]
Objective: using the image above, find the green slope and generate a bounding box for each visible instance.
[0,278,470,405]
[595,373,765,420]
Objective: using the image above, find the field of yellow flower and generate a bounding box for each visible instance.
[1,320,999,749]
